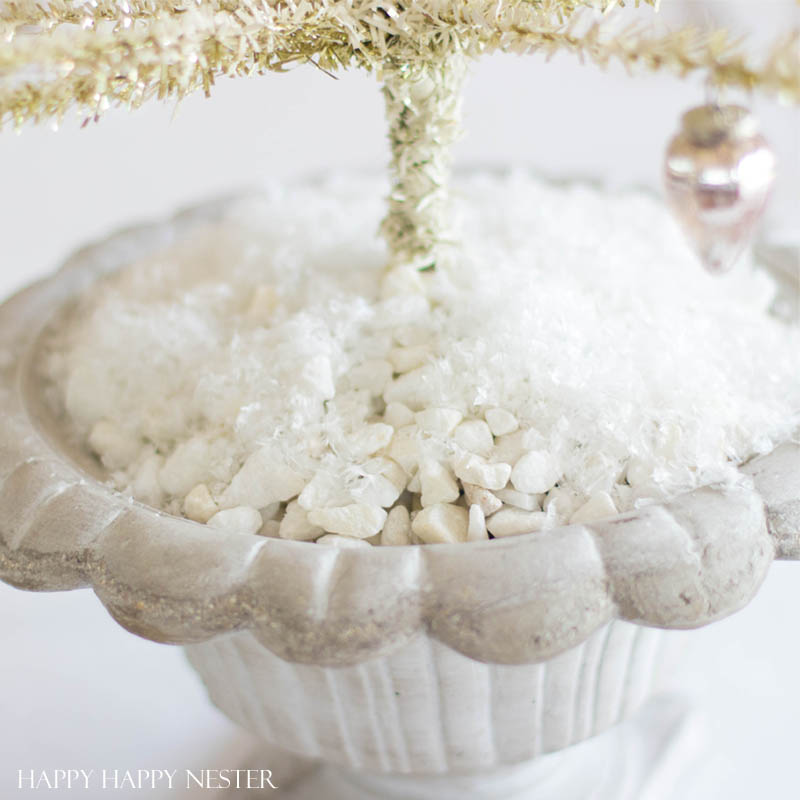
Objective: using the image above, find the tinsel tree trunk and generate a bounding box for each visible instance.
[380,50,468,276]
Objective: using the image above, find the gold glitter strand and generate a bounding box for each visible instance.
[381,51,468,271]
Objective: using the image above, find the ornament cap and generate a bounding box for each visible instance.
[680,104,760,147]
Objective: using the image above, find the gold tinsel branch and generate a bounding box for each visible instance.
[0,0,796,128]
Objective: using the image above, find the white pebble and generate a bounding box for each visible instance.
[298,471,352,510]
[348,359,394,395]
[462,482,503,516]
[510,450,559,494]
[467,504,489,542]
[184,483,219,523]
[411,503,469,544]
[345,423,394,460]
[383,365,437,410]
[301,354,336,400]
[419,459,460,506]
[485,408,519,437]
[221,444,307,509]
[487,508,548,538]
[381,505,412,546]
[414,407,463,435]
[383,402,415,428]
[88,420,140,471]
[389,344,432,373]
[492,429,544,465]
[570,491,618,525]
[131,454,164,508]
[348,457,407,507]
[625,457,655,489]
[316,534,371,549]
[452,454,512,491]
[307,504,388,538]
[453,419,494,457]
[543,487,581,520]
[387,425,422,474]
[159,437,211,497]
[495,487,542,511]
[279,500,324,541]
[207,506,263,536]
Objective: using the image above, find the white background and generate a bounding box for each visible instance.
[1,1,798,797]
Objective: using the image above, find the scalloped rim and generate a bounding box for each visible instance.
[0,194,798,667]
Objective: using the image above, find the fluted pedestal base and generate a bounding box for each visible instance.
[224,694,705,800]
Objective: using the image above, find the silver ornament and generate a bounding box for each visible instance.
[664,104,776,274]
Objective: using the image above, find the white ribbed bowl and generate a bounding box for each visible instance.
[185,620,674,775]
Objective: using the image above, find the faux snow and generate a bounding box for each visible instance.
[41,173,800,545]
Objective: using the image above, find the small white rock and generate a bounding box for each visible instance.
[88,420,140,471]
[301,354,336,400]
[348,457,407,508]
[184,483,219,523]
[348,359,394,395]
[543,487,581,520]
[207,506,263,536]
[298,471,352,510]
[453,419,494,457]
[467,504,489,542]
[411,503,469,544]
[383,402,415,428]
[316,534,371,549]
[383,365,437,410]
[279,500,324,541]
[495,487,542,511]
[452,454,512,491]
[381,505,412,546]
[131,453,164,508]
[462,483,503,516]
[389,344,431,373]
[221,444,307,509]
[570,492,618,525]
[308,504,387,539]
[159,437,211,497]
[419,459,460,507]
[625,457,654,489]
[510,450,559,494]
[492,429,544,465]
[487,508,548,538]
[345,423,394,460]
[485,408,519,437]
[414,407,463,436]
[387,425,422,474]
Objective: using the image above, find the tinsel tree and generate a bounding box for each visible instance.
[1,0,798,277]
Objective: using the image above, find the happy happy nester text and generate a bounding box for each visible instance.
[18,769,278,791]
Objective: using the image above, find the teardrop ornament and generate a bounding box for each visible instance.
[664,104,776,274]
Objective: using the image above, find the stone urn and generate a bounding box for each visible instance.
[0,194,797,799]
